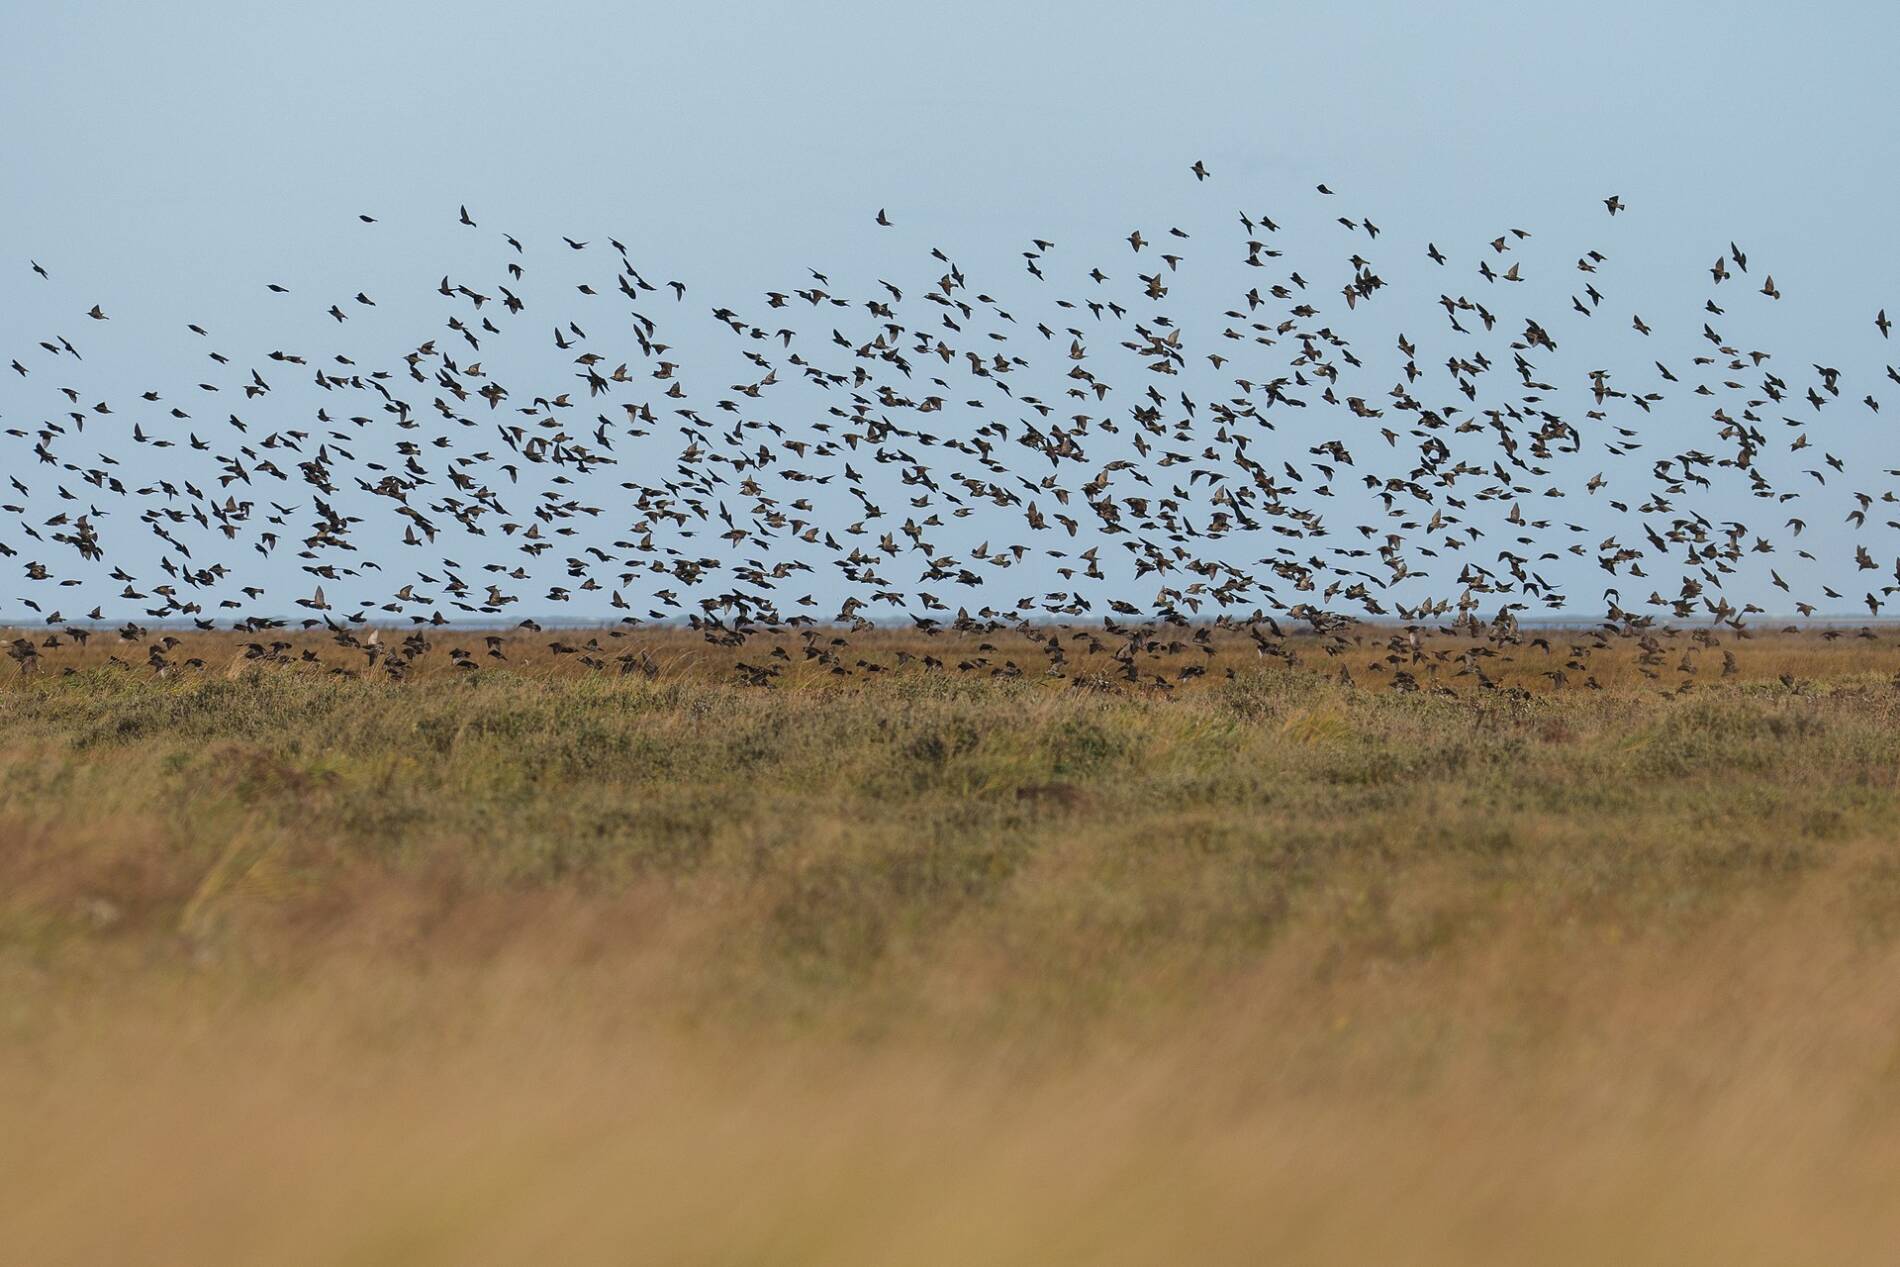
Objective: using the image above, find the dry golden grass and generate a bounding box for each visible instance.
[8,617,1900,693]
[6,632,1900,1263]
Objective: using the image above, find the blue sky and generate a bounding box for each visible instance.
[5,2,1900,624]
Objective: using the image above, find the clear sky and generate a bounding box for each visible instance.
[5,2,1900,624]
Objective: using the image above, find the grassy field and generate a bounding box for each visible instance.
[7,628,1900,1263]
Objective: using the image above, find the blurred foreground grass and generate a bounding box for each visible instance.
[6,647,1900,1263]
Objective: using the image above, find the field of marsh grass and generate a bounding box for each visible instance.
[7,630,1900,1262]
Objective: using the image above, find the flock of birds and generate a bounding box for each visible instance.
[6,163,1900,693]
